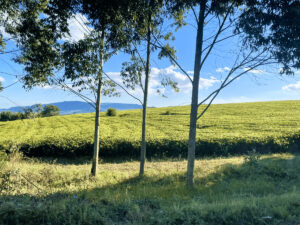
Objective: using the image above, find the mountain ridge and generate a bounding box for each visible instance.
[0,101,142,115]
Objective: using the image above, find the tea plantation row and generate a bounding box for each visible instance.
[1,101,300,158]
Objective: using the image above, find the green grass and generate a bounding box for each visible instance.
[1,100,300,158]
[1,101,300,224]
[0,153,299,224]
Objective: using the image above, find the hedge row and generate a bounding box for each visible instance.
[1,133,299,159]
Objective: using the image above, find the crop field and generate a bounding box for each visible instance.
[1,100,300,158]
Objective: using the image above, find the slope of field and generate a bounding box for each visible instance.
[1,100,300,158]
[0,153,299,224]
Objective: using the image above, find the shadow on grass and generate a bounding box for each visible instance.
[0,155,299,224]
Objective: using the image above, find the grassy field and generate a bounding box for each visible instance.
[0,153,299,224]
[1,100,300,158]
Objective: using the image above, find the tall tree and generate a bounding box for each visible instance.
[9,0,132,176]
[168,0,300,187]
[121,0,179,176]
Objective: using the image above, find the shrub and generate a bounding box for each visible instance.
[106,108,117,117]
[0,111,12,121]
[161,110,171,115]
[41,105,60,117]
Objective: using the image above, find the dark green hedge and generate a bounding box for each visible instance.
[1,133,299,159]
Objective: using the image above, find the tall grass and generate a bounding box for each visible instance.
[0,153,299,224]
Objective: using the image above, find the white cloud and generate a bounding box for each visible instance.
[216,68,224,73]
[0,25,11,40]
[150,66,219,93]
[37,84,52,89]
[199,76,219,89]
[62,14,91,42]
[178,82,193,93]
[152,65,187,81]
[282,81,300,91]
[243,68,264,74]
[105,66,220,96]
[0,12,13,40]
[216,67,231,73]
[0,76,5,82]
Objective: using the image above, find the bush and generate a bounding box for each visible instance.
[41,105,60,117]
[106,108,117,117]
[161,110,171,115]
[0,111,13,121]
[0,104,60,122]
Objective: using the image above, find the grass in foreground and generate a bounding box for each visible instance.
[0,153,299,224]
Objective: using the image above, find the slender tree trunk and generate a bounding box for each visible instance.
[187,0,206,188]
[139,10,151,176]
[91,30,105,176]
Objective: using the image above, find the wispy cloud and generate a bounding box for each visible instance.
[216,67,231,73]
[104,66,220,97]
[282,81,300,91]
[37,84,52,89]
[0,76,5,82]
[62,14,91,42]
[243,68,264,74]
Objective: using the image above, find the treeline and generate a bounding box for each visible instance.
[0,104,60,121]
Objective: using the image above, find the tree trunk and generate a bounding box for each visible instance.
[139,9,151,176]
[91,30,105,176]
[187,0,206,188]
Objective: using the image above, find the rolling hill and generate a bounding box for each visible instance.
[0,100,300,158]
[0,101,142,115]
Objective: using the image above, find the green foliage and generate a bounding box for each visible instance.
[244,149,261,166]
[106,108,117,117]
[41,105,60,117]
[0,153,299,224]
[161,110,171,115]
[236,0,300,74]
[0,104,60,121]
[0,101,300,158]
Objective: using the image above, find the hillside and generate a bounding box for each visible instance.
[0,101,142,115]
[1,100,300,158]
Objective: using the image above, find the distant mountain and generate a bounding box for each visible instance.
[0,101,142,115]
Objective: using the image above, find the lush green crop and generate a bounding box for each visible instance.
[1,100,300,158]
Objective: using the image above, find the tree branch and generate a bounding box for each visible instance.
[200,3,233,70]
[52,77,96,109]
[197,57,272,120]
[102,71,143,105]
[151,34,193,83]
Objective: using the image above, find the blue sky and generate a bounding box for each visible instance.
[0,13,300,109]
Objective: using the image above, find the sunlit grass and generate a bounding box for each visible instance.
[1,153,299,224]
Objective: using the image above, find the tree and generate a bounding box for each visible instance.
[121,0,179,176]
[10,0,134,176]
[41,105,60,117]
[167,0,300,187]
[32,104,43,116]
